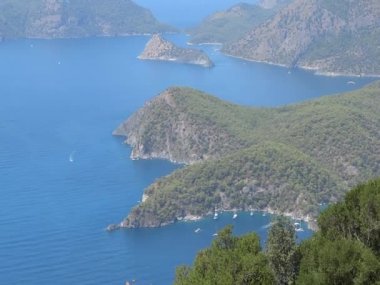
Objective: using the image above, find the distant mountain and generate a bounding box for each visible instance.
[0,0,175,39]
[188,1,291,45]
[258,0,292,9]
[223,0,380,76]
[138,34,214,67]
[114,82,380,228]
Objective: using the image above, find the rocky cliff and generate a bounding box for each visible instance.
[116,82,380,228]
[0,0,174,39]
[138,35,214,67]
[223,0,380,76]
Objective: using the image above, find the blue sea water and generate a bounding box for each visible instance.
[0,3,376,284]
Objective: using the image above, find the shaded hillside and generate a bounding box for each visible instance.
[223,0,380,76]
[0,0,174,39]
[114,82,380,227]
[188,3,273,45]
[188,1,291,45]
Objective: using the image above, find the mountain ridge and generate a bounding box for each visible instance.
[223,0,380,76]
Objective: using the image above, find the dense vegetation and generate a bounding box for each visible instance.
[117,82,380,227]
[174,179,380,284]
[0,0,174,39]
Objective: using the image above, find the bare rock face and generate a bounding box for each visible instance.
[223,0,380,76]
[138,34,214,68]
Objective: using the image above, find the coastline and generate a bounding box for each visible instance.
[107,208,317,232]
[222,51,380,78]
[111,138,319,232]
[0,31,178,42]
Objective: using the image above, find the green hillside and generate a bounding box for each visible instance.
[115,82,380,228]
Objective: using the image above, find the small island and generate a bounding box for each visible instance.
[138,34,214,68]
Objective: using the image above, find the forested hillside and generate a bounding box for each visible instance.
[114,82,380,228]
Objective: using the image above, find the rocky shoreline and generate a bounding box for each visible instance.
[223,52,380,78]
[107,208,317,232]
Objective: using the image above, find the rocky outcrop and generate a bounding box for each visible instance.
[138,34,214,67]
[0,0,174,40]
[223,0,380,76]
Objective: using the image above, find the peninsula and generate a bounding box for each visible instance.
[138,34,214,68]
[113,82,380,228]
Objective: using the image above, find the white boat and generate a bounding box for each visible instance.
[194,228,201,233]
[69,151,76,162]
[212,233,218,237]
[232,213,238,219]
[213,212,219,220]
[347,80,356,85]
[294,222,304,232]
[250,211,254,216]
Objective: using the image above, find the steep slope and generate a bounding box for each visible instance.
[188,3,273,45]
[113,87,250,163]
[223,0,380,76]
[138,35,214,67]
[188,1,291,45]
[0,0,174,39]
[114,82,380,227]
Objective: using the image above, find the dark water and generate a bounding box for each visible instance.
[0,3,375,283]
